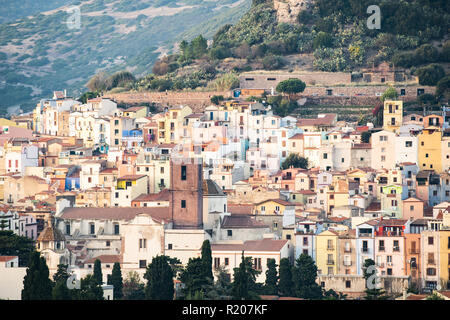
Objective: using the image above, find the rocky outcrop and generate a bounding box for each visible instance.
[273,0,312,24]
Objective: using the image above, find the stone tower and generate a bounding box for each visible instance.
[169,158,204,229]
[273,0,313,24]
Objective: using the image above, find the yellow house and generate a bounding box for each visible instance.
[383,100,403,133]
[253,199,294,216]
[123,106,147,119]
[315,230,339,275]
[418,127,442,172]
[438,230,450,290]
[327,180,349,214]
[157,106,192,144]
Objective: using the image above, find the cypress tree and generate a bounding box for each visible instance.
[93,259,103,285]
[21,251,53,300]
[201,240,213,282]
[52,280,72,300]
[292,253,323,300]
[232,253,248,300]
[108,262,123,300]
[278,258,294,297]
[144,255,174,300]
[264,258,278,295]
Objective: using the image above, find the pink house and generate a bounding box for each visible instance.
[402,197,424,220]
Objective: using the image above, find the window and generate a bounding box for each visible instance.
[428,237,434,245]
[405,141,412,147]
[181,166,187,180]
[106,241,110,247]
[139,239,147,249]
[227,230,232,237]
[345,281,351,288]
[181,200,186,208]
[90,223,95,235]
[387,268,392,275]
[253,258,262,271]
[426,268,436,276]
[214,258,220,269]
[139,260,147,269]
[65,223,70,235]
[114,224,119,235]
[286,234,291,240]
[225,258,229,266]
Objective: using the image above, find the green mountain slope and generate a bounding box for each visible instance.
[0,0,251,115]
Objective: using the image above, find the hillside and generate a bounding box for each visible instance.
[0,0,252,115]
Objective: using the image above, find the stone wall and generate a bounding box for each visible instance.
[104,91,232,113]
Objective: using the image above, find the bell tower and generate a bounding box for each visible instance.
[169,158,203,228]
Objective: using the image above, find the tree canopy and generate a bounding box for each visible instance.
[21,251,53,300]
[144,255,174,300]
[281,153,309,170]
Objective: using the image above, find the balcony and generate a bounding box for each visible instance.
[344,247,352,253]
[327,260,335,265]
[327,246,334,251]
[393,246,400,252]
[343,261,352,266]
[361,248,369,253]
[377,263,385,268]
[428,260,436,265]
[359,233,372,238]
[379,246,385,252]
[409,248,420,254]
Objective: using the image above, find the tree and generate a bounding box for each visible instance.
[0,230,35,267]
[264,258,278,295]
[231,254,261,300]
[426,293,444,300]
[201,240,214,283]
[108,262,123,300]
[0,219,8,230]
[86,71,108,92]
[292,253,323,300]
[418,93,437,115]
[210,95,224,105]
[362,259,388,300]
[281,153,309,170]
[415,44,439,64]
[262,55,285,71]
[436,76,450,102]
[52,280,72,300]
[232,253,248,300]
[122,271,145,300]
[180,256,212,299]
[204,266,232,300]
[380,86,398,102]
[78,91,99,104]
[72,274,104,300]
[21,251,53,300]
[144,255,174,300]
[361,131,372,143]
[416,64,446,86]
[278,258,294,297]
[93,259,103,285]
[313,32,333,49]
[276,78,306,101]
[53,264,70,283]
[106,71,136,90]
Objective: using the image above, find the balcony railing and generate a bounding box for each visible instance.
[377,263,385,268]
[359,233,372,237]
[409,248,420,254]
[428,260,435,265]
[361,248,369,253]
[393,246,400,252]
[343,261,352,266]
[379,246,385,252]
[327,260,335,265]
[344,247,351,253]
[327,246,334,251]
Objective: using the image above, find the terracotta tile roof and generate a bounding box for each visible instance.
[211,239,288,252]
[288,133,303,139]
[133,189,170,202]
[352,143,371,149]
[227,204,254,215]
[0,256,18,262]
[203,179,225,196]
[59,207,171,222]
[37,225,65,242]
[405,294,427,300]
[84,255,122,264]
